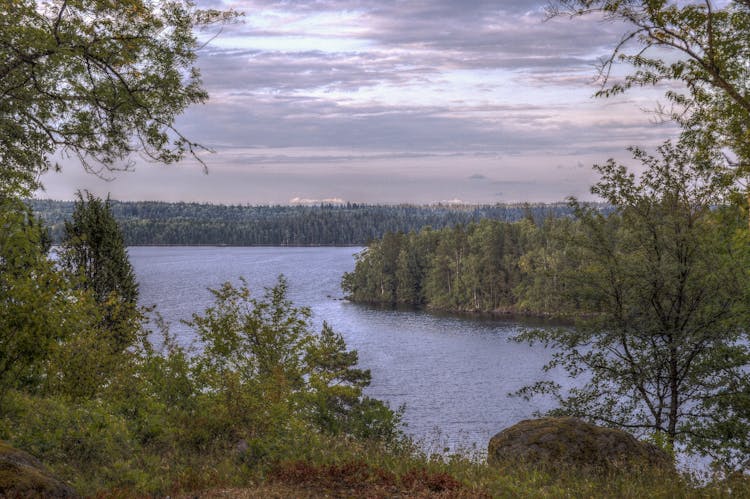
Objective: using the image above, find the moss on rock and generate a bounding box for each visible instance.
[0,441,77,497]
[487,417,673,474]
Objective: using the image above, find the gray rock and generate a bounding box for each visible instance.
[0,441,78,497]
[487,417,673,473]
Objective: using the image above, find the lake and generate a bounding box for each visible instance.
[129,246,563,453]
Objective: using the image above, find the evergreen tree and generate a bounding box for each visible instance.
[0,198,100,402]
[60,191,139,350]
[305,322,374,435]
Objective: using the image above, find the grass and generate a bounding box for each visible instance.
[1,388,747,498]
[164,454,750,498]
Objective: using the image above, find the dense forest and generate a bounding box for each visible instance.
[29,199,589,246]
[341,217,573,316]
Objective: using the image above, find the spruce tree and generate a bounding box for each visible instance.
[60,191,139,350]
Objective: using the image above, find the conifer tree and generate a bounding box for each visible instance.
[60,191,139,350]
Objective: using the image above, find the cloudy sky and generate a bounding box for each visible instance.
[39,0,678,204]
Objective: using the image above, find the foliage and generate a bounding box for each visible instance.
[31,199,584,246]
[3,382,748,497]
[59,191,139,350]
[187,277,401,444]
[61,192,138,305]
[1,194,406,494]
[550,0,750,184]
[0,0,236,196]
[342,217,573,314]
[0,201,747,495]
[546,0,750,471]
[0,270,405,495]
[514,216,582,316]
[304,322,373,435]
[0,198,100,402]
[515,142,750,470]
[0,196,144,403]
[0,391,141,493]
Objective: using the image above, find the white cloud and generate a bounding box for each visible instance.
[38,0,675,204]
[289,197,346,205]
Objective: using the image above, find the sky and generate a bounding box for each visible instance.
[38,0,679,205]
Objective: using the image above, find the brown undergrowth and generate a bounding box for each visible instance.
[264,459,489,498]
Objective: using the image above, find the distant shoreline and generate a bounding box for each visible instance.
[126,244,365,248]
[344,299,575,326]
[33,199,605,246]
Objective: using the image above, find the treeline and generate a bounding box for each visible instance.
[29,199,590,246]
[341,215,588,316]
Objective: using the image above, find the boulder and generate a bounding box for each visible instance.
[0,442,77,497]
[487,417,672,473]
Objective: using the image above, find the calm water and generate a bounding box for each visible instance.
[129,246,563,452]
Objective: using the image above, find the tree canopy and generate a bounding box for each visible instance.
[0,0,235,197]
[516,142,750,469]
[59,191,139,350]
[186,277,401,443]
[31,200,581,246]
[0,197,104,403]
[550,1,750,183]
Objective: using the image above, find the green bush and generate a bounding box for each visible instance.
[0,392,141,494]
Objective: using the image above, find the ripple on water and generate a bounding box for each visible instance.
[129,246,564,451]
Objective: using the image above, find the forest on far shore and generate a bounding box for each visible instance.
[29,199,600,246]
